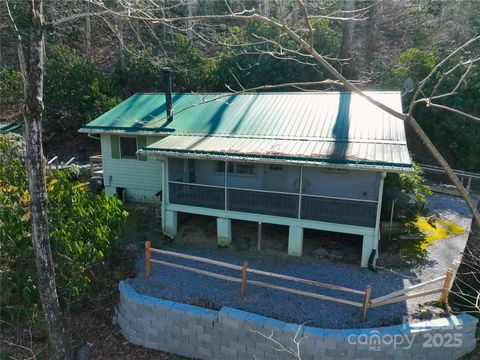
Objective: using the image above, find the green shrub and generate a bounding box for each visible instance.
[0,68,23,108]
[0,134,128,320]
[115,47,166,93]
[384,48,436,89]
[384,162,432,210]
[44,45,121,133]
[211,20,341,91]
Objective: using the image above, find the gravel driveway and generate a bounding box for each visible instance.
[126,193,474,329]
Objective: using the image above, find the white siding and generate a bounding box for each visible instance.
[101,135,164,203]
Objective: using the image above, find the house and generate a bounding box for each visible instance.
[79,90,412,267]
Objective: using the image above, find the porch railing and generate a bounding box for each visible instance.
[169,181,377,227]
[228,188,299,218]
[301,195,377,227]
[169,182,225,210]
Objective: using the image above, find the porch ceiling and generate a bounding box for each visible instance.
[140,134,412,171]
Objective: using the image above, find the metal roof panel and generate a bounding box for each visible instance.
[142,135,412,171]
[81,91,412,169]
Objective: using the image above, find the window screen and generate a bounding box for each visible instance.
[120,137,137,158]
[269,164,284,171]
[216,161,234,174]
[236,163,256,176]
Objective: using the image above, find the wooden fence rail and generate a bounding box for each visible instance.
[144,242,454,322]
[149,247,364,295]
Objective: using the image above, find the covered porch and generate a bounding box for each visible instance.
[161,157,384,267]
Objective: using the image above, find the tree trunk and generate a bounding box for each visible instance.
[24,1,68,358]
[187,0,196,43]
[263,0,270,17]
[116,17,126,72]
[364,0,377,68]
[340,0,355,77]
[85,0,92,62]
[450,201,480,315]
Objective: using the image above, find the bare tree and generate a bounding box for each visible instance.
[3,2,479,357]
[364,0,377,67]
[250,324,306,359]
[85,0,92,62]
[5,1,68,358]
[450,211,480,315]
[339,0,355,77]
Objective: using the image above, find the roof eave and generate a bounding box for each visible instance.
[78,127,172,136]
[138,148,413,173]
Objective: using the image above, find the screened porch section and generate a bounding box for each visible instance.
[167,158,379,228]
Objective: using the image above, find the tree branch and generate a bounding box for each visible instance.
[5,0,27,95]
[428,103,480,122]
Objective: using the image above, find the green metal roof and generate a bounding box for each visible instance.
[140,135,411,171]
[80,92,412,170]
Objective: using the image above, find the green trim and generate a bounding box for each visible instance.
[143,147,412,170]
[111,135,120,159]
[79,126,173,134]
[137,136,147,161]
[166,203,375,236]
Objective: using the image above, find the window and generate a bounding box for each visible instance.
[236,163,256,176]
[269,164,284,171]
[216,161,234,174]
[120,137,137,159]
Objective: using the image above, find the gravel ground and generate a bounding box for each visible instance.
[127,193,474,329]
[402,193,474,311]
[414,193,473,280]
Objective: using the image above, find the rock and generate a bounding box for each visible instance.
[328,249,345,260]
[417,309,433,321]
[311,247,329,258]
[112,308,118,325]
[75,343,93,360]
[234,235,250,251]
[271,240,286,251]
[376,253,405,268]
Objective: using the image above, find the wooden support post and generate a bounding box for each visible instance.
[466,176,472,192]
[440,268,454,306]
[257,222,262,251]
[359,285,372,321]
[145,241,151,277]
[241,261,248,298]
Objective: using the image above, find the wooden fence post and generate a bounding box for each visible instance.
[440,268,454,306]
[359,285,372,321]
[241,261,248,298]
[145,241,151,277]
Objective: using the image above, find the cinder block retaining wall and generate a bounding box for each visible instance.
[116,282,478,360]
